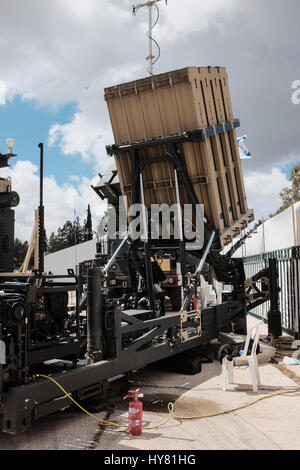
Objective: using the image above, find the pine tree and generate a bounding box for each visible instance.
[85,204,93,241]
[277,163,300,214]
[48,231,62,253]
[14,238,29,269]
[47,218,87,253]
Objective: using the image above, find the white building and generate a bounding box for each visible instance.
[233,202,300,257]
[44,239,97,275]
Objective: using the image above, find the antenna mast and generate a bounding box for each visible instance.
[132,0,168,75]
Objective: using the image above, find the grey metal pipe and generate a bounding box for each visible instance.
[174,169,183,241]
[181,231,216,313]
[139,173,148,242]
[86,267,103,364]
[194,231,215,276]
[103,235,130,274]
[67,293,87,328]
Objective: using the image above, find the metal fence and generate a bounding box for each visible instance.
[243,247,300,338]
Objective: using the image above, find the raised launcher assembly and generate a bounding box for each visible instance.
[0,69,282,435]
[104,67,255,246]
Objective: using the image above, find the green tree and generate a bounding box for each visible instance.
[48,231,62,253]
[84,204,93,241]
[44,229,49,253]
[277,163,300,214]
[47,218,87,254]
[14,238,29,269]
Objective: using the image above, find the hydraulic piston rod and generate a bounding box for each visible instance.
[194,231,216,276]
[103,235,130,275]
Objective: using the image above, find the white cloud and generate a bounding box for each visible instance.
[0,0,141,108]
[49,112,109,164]
[4,160,289,242]
[69,175,80,182]
[1,0,298,173]
[47,62,148,171]
[0,0,299,231]
[0,80,6,105]
[155,0,241,43]
[244,167,291,221]
[1,160,106,241]
[48,107,114,172]
[0,0,242,171]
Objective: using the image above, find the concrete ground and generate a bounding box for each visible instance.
[1,316,300,451]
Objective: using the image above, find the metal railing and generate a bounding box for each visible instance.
[243,247,300,337]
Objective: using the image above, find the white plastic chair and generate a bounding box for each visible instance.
[222,321,263,393]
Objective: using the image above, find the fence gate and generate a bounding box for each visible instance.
[243,247,300,338]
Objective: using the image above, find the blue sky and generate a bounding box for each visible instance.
[0,98,95,185]
[0,0,299,241]
[281,161,298,180]
[1,98,293,190]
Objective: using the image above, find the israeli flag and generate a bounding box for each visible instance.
[237,135,252,160]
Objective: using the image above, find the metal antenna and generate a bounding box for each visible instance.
[132,0,168,75]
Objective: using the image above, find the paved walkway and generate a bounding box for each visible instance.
[1,317,299,450]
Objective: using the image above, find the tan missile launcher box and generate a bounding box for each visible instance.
[105,67,254,246]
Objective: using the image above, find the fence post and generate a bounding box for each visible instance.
[267,258,282,338]
[292,247,300,340]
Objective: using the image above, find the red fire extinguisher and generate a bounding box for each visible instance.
[123,389,144,436]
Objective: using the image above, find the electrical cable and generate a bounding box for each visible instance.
[36,374,127,428]
[170,389,300,421]
[36,374,300,432]
[151,37,161,66]
[152,2,160,29]
[148,2,161,71]
[143,403,174,430]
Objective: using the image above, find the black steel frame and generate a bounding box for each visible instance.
[106,119,240,157]
[0,119,282,435]
[0,273,81,406]
[1,299,235,434]
[119,130,219,309]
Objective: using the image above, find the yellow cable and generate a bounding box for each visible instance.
[171,389,300,420]
[143,403,175,430]
[36,374,300,431]
[36,374,127,428]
